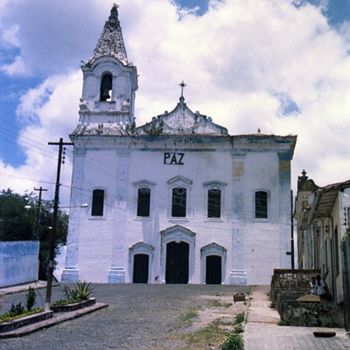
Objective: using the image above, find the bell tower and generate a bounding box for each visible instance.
[78,4,138,129]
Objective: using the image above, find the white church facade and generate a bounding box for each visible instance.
[62,5,297,285]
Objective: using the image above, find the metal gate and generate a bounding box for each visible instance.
[342,235,350,330]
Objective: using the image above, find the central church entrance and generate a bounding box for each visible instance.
[166,241,189,284]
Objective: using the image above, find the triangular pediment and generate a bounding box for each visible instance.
[135,98,228,136]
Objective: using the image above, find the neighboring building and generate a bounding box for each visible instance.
[294,170,350,302]
[62,5,297,285]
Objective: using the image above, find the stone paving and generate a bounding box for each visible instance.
[0,283,249,350]
[245,285,350,350]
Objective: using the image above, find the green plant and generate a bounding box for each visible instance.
[235,313,245,324]
[72,281,94,301]
[221,332,244,350]
[178,308,199,327]
[56,281,94,305]
[26,287,36,311]
[234,324,244,334]
[278,319,289,326]
[0,307,43,323]
[9,302,24,316]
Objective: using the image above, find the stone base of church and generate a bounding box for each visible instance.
[61,267,79,283]
[108,267,125,283]
[229,270,247,285]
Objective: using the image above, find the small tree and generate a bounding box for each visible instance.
[26,287,36,311]
[0,189,69,280]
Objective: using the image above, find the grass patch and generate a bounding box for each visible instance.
[208,299,232,308]
[221,332,244,350]
[182,323,228,349]
[178,309,199,327]
[0,307,44,323]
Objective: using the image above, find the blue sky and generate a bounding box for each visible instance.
[0,0,350,200]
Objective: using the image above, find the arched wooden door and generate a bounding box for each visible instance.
[166,241,189,284]
[206,255,222,284]
[133,254,149,283]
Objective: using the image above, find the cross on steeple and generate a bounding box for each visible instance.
[179,81,187,100]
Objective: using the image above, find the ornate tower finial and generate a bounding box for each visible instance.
[89,4,128,65]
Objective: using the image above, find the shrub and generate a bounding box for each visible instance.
[221,332,244,350]
[0,307,43,323]
[26,287,36,311]
[71,281,94,301]
[234,324,244,334]
[9,302,25,317]
[235,313,245,325]
[54,281,94,306]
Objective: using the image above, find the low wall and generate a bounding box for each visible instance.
[279,300,340,327]
[0,241,39,288]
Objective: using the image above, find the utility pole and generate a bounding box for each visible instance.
[33,186,47,240]
[46,138,73,310]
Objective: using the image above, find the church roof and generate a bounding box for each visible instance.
[87,4,129,66]
[134,96,228,136]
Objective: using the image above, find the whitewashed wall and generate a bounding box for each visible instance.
[0,241,39,288]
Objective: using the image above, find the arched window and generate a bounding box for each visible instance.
[91,189,104,216]
[100,73,112,101]
[137,188,151,217]
[255,191,268,219]
[208,188,221,218]
[172,187,186,217]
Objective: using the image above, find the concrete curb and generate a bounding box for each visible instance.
[0,303,108,338]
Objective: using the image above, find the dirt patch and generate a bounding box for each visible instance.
[189,295,247,332]
[170,294,248,349]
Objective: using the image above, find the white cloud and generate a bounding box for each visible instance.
[1,55,27,75]
[0,71,80,201]
[1,0,350,199]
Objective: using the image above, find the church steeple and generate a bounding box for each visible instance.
[89,4,129,66]
[75,5,138,134]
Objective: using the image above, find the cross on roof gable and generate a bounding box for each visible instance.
[135,97,228,136]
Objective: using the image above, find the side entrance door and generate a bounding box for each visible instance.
[206,255,222,284]
[133,254,149,283]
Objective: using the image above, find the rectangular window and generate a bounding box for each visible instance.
[91,189,104,216]
[208,189,221,218]
[255,191,268,218]
[172,187,186,217]
[137,188,150,217]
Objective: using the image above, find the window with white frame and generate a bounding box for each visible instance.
[137,188,151,217]
[91,189,104,216]
[203,181,227,219]
[172,187,186,217]
[167,176,192,219]
[255,190,268,219]
[133,180,156,218]
[208,188,221,218]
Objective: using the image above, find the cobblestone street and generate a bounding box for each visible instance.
[0,284,249,350]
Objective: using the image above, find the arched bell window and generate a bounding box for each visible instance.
[100,73,113,101]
